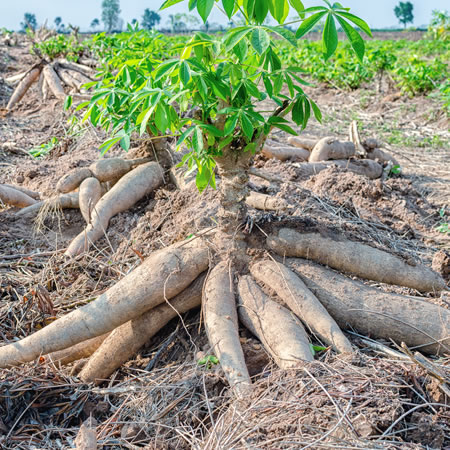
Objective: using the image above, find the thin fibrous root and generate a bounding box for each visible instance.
[0,240,208,368]
[250,260,353,354]
[43,64,66,100]
[287,136,319,151]
[268,228,447,293]
[6,65,41,110]
[238,275,314,368]
[246,191,289,211]
[0,184,37,207]
[289,258,450,356]
[309,137,356,162]
[204,262,251,397]
[79,177,102,224]
[79,273,206,384]
[16,192,79,217]
[262,144,310,162]
[65,162,164,257]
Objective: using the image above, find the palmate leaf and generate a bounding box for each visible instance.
[295,11,327,38]
[336,11,372,36]
[251,27,270,55]
[197,0,214,23]
[322,13,338,60]
[335,15,365,62]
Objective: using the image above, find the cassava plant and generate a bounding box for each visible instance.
[1,0,448,398]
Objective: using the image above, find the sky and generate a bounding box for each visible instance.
[0,1,448,31]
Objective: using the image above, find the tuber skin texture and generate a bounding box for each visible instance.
[3,184,40,200]
[267,228,448,293]
[79,274,206,383]
[6,67,41,110]
[204,262,251,397]
[250,260,353,354]
[88,157,150,182]
[366,148,399,166]
[65,162,164,257]
[309,137,356,162]
[79,177,102,224]
[238,276,314,368]
[287,136,319,151]
[289,258,450,356]
[43,64,66,100]
[296,160,383,180]
[262,144,310,162]
[246,191,289,211]
[0,185,37,208]
[0,241,208,368]
[57,168,94,194]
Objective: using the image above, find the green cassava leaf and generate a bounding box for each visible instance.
[251,27,270,55]
[336,11,372,36]
[222,0,235,19]
[180,60,191,85]
[254,0,269,24]
[335,15,365,62]
[288,0,305,17]
[322,13,338,60]
[159,0,184,11]
[197,0,214,23]
[295,11,327,38]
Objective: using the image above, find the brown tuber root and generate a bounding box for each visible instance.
[89,157,150,182]
[246,191,289,211]
[43,64,66,100]
[287,136,319,151]
[204,262,251,396]
[79,177,102,224]
[238,276,314,368]
[79,274,206,383]
[6,66,41,110]
[3,184,40,200]
[262,144,310,162]
[309,137,356,162]
[296,159,383,180]
[65,162,164,257]
[0,241,208,368]
[250,260,353,354]
[366,147,399,166]
[57,167,93,193]
[289,258,450,356]
[16,192,79,217]
[0,184,37,207]
[268,228,447,293]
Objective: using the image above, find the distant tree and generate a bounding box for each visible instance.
[131,18,138,25]
[394,1,414,28]
[91,18,100,30]
[142,9,161,29]
[20,12,37,32]
[101,0,121,32]
[54,17,65,33]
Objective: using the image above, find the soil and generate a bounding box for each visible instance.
[0,38,449,449]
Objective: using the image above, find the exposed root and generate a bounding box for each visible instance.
[238,275,314,368]
[79,273,205,384]
[0,184,37,207]
[203,262,251,397]
[289,258,450,356]
[6,65,41,110]
[309,137,356,162]
[2,184,40,200]
[268,228,447,293]
[16,192,79,217]
[43,64,66,100]
[0,241,208,368]
[65,162,163,257]
[287,136,319,151]
[250,260,353,354]
[246,191,289,211]
[79,177,102,224]
[296,159,383,179]
[57,167,94,193]
[262,144,310,162]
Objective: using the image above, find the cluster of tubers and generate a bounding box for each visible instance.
[262,121,398,180]
[5,59,94,111]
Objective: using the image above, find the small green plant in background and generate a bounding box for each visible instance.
[197,354,219,369]
[436,208,449,234]
[29,137,59,158]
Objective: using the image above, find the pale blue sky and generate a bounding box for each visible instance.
[1,1,448,31]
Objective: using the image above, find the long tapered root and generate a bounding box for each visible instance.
[238,276,314,368]
[65,162,164,257]
[289,258,450,356]
[0,185,37,207]
[6,66,41,110]
[268,228,447,293]
[262,144,310,162]
[246,191,289,211]
[79,177,102,224]
[309,137,356,162]
[43,64,66,100]
[250,260,353,354]
[79,274,206,383]
[16,192,79,217]
[203,262,251,397]
[0,241,208,368]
